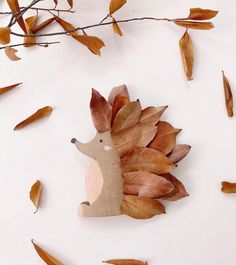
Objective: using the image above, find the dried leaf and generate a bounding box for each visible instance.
[109,0,127,15]
[108,84,130,105]
[56,17,77,36]
[7,0,27,33]
[121,147,175,174]
[188,8,218,20]
[67,0,73,8]
[32,240,64,265]
[175,21,214,30]
[221,181,236,193]
[90,89,112,132]
[32,17,56,33]
[124,171,175,198]
[24,16,38,47]
[112,18,123,36]
[104,259,147,265]
[30,180,43,213]
[121,195,165,219]
[139,106,167,125]
[149,121,181,155]
[14,106,53,130]
[0,82,22,95]
[222,71,233,117]
[162,173,189,201]
[5,46,21,61]
[179,30,193,80]
[112,101,142,133]
[111,95,129,126]
[168,144,191,163]
[137,124,157,147]
[0,27,11,45]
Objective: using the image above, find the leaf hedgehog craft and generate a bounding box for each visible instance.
[71,85,191,219]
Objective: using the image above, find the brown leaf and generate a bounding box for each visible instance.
[109,0,127,15]
[24,16,38,47]
[175,21,214,30]
[112,18,123,36]
[5,46,21,61]
[7,0,27,33]
[67,0,73,8]
[56,17,77,36]
[137,124,157,147]
[90,89,112,132]
[0,27,11,45]
[121,195,165,219]
[111,95,129,126]
[32,240,64,265]
[14,106,53,130]
[124,171,175,198]
[222,71,233,117]
[121,147,175,174]
[108,84,130,105]
[149,121,181,155]
[188,8,218,20]
[179,30,193,80]
[104,259,147,265]
[32,17,56,33]
[30,180,43,213]
[139,106,167,125]
[168,144,191,163]
[162,173,189,201]
[112,101,142,133]
[221,181,236,193]
[112,124,142,155]
[0,82,22,95]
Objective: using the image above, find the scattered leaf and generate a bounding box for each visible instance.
[221,181,236,193]
[137,124,157,147]
[0,82,22,95]
[175,21,214,30]
[30,180,43,213]
[104,259,147,265]
[121,147,175,174]
[112,101,142,133]
[179,30,193,80]
[121,195,165,219]
[0,27,11,45]
[90,89,112,132]
[139,106,167,125]
[24,15,38,47]
[112,18,123,36]
[108,84,130,105]
[124,171,175,198]
[109,0,127,15]
[14,106,53,130]
[168,144,191,163]
[149,121,181,155]
[32,17,56,33]
[5,46,21,61]
[32,240,64,265]
[188,8,218,20]
[222,71,233,117]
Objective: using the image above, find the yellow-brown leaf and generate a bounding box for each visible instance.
[109,0,127,15]
[104,259,147,265]
[14,106,53,130]
[5,46,21,61]
[175,21,214,30]
[139,106,168,125]
[108,84,130,105]
[222,71,233,117]
[0,83,22,95]
[179,30,193,80]
[188,8,218,20]
[56,17,77,36]
[24,16,38,47]
[111,95,129,126]
[32,17,56,33]
[112,18,123,36]
[168,144,191,163]
[221,181,236,193]
[30,180,43,213]
[0,27,11,45]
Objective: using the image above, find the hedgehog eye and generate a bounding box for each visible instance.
[99,139,103,143]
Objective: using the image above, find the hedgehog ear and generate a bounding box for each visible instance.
[108,84,130,105]
[90,89,112,133]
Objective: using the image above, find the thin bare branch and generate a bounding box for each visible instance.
[0,41,60,50]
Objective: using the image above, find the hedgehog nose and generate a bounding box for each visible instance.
[71,138,77,144]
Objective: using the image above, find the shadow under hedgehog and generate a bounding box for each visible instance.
[71,85,190,219]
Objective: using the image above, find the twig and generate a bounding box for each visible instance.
[0,41,60,50]
[0,7,75,15]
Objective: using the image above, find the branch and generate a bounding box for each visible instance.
[0,41,60,50]
[0,7,75,15]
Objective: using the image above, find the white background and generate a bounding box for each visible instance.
[0,0,236,264]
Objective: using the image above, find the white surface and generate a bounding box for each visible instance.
[0,0,236,264]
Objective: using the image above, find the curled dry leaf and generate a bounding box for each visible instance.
[90,89,112,132]
[168,144,191,163]
[32,17,56,33]
[222,71,233,117]
[121,195,165,219]
[121,147,175,174]
[188,8,218,20]
[14,106,53,130]
[175,21,214,30]
[139,106,168,125]
[32,240,64,265]
[24,16,38,47]
[5,46,21,61]
[221,181,236,193]
[137,124,157,147]
[109,0,127,15]
[112,101,142,133]
[179,30,193,81]
[149,121,181,155]
[30,180,43,213]
[112,18,123,36]
[124,171,175,198]
[108,84,130,105]
[0,27,11,45]
[0,83,22,95]
[104,259,147,265]
[111,95,129,126]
